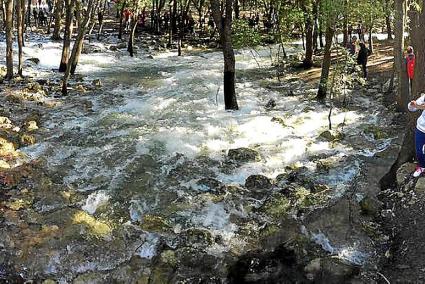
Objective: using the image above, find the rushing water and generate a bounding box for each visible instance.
[0,34,395,280]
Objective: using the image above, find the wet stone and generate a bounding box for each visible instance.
[26,58,40,64]
[196,178,224,194]
[397,163,416,185]
[415,177,425,194]
[318,130,344,142]
[245,175,272,190]
[228,148,260,163]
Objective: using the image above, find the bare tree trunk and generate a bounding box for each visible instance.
[127,13,138,56]
[368,24,373,54]
[5,0,14,79]
[52,0,63,39]
[385,0,392,40]
[118,0,126,39]
[59,0,75,72]
[16,0,25,76]
[211,0,238,110]
[303,12,314,68]
[62,0,96,94]
[317,26,334,100]
[394,0,408,111]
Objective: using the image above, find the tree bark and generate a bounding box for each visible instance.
[368,25,373,54]
[394,0,407,111]
[317,26,334,100]
[128,13,138,56]
[62,0,96,94]
[211,0,238,110]
[16,0,24,76]
[52,0,63,40]
[118,0,126,39]
[59,0,75,72]
[5,0,13,79]
[302,2,313,68]
[385,0,392,40]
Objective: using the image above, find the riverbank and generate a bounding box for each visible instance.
[0,32,405,283]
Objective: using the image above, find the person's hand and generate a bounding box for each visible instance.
[411,100,417,107]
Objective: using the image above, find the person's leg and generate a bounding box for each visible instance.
[362,63,367,78]
[416,128,425,168]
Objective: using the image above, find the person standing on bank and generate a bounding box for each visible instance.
[357,42,371,78]
[406,46,415,91]
[408,95,425,177]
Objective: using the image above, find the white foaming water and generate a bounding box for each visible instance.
[82,191,110,214]
[136,233,160,259]
[311,231,369,265]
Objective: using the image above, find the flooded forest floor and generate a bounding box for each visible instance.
[0,25,420,283]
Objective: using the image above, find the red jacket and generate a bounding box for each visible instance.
[406,54,415,80]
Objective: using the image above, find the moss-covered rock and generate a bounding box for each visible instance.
[318,130,344,142]
[140,214,171,233]
[259,194,291,218]
[364,125,388,140]
[20,133,36,146]
[245,174,272,190]
[228,147,260,163]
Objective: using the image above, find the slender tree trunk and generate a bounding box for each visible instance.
[385,0,392,40]
[128,13,138,56]
[303,11,314,68]
[211,0,238,110]
[59,0,75,72]
[368,25,373,54]
[233,0,239,19]
[317,26,334,100]
[171,0,176,34]
[70,0,96,74]
[313,2,318,52]
[118,0,125,39]
[26,0,30,25]
[62,0,96,94]
[394,0,407,111]
[5,0,14,79]
[52,0,62,39]
[16,0,24,76]
[342,17,348,47]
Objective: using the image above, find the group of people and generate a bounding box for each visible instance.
[32,7,49,27]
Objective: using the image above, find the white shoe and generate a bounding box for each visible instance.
[413,166,425,177]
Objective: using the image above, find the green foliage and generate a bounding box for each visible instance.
[232,19,262,48]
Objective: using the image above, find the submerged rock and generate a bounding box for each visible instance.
[318,130,344,142]
[228,148,260,163]
[245,175,272,190]
[24,120,38,131]
[415,177,425,194]
[265,99,277,110]
[92,79,102,88]
[26,58,40,64]
[196,178,224,194]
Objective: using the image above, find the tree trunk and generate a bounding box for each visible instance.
[317,26,334,100]
[118,0,125,39]
[52,0,63,39]
[303,12,314,68]
[394,0,408,111]
[211,0,238,110]
[5,0,13,79]
[26,0,30,25]
[385,0,392,40]
[59,0,75,72]
[62,0,95,94]
[127,14,138,56]
[16,0,24,76]
[312,2,318,52]
[233,0,239,19]
[368,25,373,54]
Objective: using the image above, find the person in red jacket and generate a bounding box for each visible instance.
[406,46,415,90]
